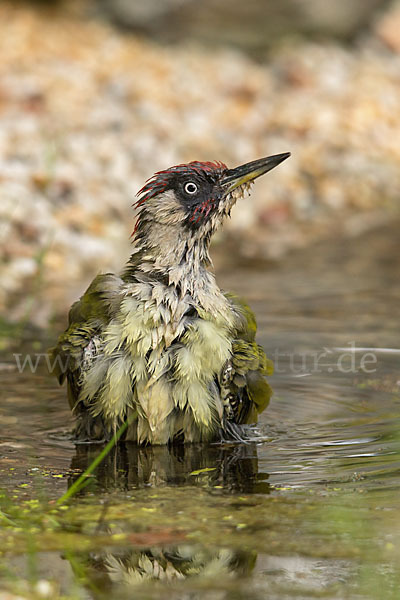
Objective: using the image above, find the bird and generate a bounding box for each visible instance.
[50,153,290,444]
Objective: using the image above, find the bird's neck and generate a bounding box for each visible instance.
[126,223,213,294]
[124,222,238,330]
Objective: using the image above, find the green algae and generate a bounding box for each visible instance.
[2,482,400,600]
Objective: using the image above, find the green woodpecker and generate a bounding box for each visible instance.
[51,153,290,444]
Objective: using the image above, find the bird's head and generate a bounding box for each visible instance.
[133,153,290,243]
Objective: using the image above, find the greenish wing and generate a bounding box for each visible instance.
[49,273,123,410]
[225,292,273,424]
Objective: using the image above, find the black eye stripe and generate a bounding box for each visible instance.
[173,174,221,225]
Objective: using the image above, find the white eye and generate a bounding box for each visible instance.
[184,182,198,195]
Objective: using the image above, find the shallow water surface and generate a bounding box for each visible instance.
[1,224,400,599]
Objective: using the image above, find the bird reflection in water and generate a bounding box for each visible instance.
[65,442,269,597]
[69,440,270,493]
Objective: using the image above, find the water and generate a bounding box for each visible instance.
[1,224,399,599]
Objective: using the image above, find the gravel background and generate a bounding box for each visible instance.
[1,1,399,325]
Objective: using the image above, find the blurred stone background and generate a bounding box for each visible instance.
[1,0,400,326]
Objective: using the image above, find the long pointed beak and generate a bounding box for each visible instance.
[220,152,291,195]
